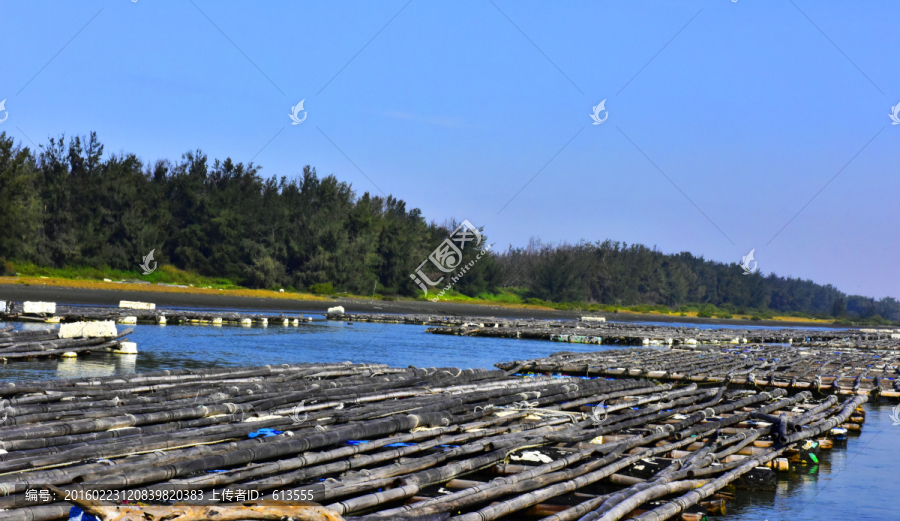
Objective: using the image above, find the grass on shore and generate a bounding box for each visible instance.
[3,262,892,326]
[12,262,237,288]
[3,263,337,302]
[414,289,860,325]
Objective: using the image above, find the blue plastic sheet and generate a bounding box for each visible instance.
[248,428,283,438]
[69,507,100,521]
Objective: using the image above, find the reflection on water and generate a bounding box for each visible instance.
[0,317,893,521]
[718,404,895,521]
[55,353,137,379]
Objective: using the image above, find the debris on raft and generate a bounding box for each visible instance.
[325,312,900,349]
[0,322,134,362]
[0,301,309,327]
[0,360,869,521]
[496,344,900,397]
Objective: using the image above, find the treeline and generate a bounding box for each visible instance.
[0,132,496,296]
[0,132,895,322]
[494,239,900,322]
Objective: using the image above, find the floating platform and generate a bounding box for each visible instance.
[0,360,869,521]
[328,312,900,349]
[0,323,134,362]
[496,344,900,398]
[0,301,310,327]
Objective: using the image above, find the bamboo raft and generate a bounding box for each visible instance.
[326,312,900,349]
[0,301,310,327]
[0,361,868,521]
[496,344,900,398]
[0,323,134,362]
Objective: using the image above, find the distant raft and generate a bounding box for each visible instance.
[0,301,308,327]
[497,343,900,397]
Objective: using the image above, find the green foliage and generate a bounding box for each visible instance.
[0,132,501,296]
[696,304,717,318]
[309,283,334,295]
[11,262,237,288]
[475,290,524,304]
[750,316,762,321]
[495,238,900,322]
[0,135,41,262]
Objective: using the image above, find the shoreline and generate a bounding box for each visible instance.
[0,281,853,329]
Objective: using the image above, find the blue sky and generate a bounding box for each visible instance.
[2,1,898,299]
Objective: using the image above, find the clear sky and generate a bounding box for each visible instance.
[2,1,898,299]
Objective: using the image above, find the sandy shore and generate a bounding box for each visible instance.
[0,282,850,329]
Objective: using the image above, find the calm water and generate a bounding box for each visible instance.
[0,314,893,519]
[0,317,624,381]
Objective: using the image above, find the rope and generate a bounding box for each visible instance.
[498,405,582,423]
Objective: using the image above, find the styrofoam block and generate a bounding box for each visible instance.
[157,316,167,324]
[291,319,299,326]
[212,317,223,324]
[580,316,606,322]
[259,318,268,325]
[24,301,56,314]
[0,301,7,313]
[241,318,252,326]
[112,342,138,354]
[327,306,345,314]
[119,301,156,310]
[60,352,78,358]
[59,321,118,339]
[117,316,137,325]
